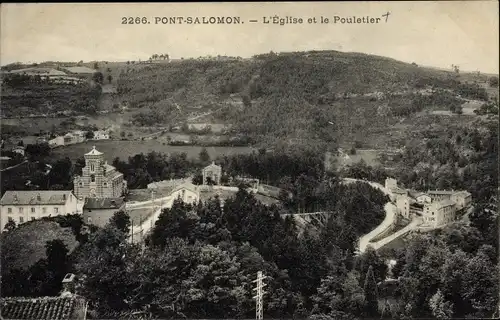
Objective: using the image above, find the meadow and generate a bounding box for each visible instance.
[52,140,256,162]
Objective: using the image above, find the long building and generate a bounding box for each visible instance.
[0,190,79,230]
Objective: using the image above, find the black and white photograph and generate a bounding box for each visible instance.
[0,2,498,319]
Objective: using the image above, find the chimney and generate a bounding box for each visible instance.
[61,273,76,297]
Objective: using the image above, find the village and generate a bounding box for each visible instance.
[0,146,473,253]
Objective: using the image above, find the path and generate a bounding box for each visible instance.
[358,202,397,253]
[0,160,28,172]
[367,217,422,250]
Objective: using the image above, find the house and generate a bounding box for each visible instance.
[395,196,411,219]
[93,130,110,140]
[0,273,87,320]
[450,191,472,210]
[422,199,456,228]
[63,133,75,145]
[72,130,87,143]
[171,183,200,204]
[83,197,125,227]
[73,147,127,200]
[49,136,65,148]
[202,162,222,185]
[12,145,25,156]
[0,190,79,231]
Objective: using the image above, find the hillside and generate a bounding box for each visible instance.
[115,51,497,149]
[2,51,497,149]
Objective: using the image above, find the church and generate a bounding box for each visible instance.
[73,146,127,200]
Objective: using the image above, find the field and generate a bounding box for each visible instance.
[1,220,78,270]
[52,140,256,162]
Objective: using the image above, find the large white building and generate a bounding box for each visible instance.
[389,178,473,228]
[0,190,79,230]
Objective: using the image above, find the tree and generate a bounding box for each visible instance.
[93,62,99,70]
[192,173,203,185]
[107,74,113,84]
[488,76,498,88]
[85,131,95,140]
[109,210,131,234]
[4,219,16,231]
[429,290,453,319]
[199,147,210,163]
[92,71,104,84]
[363,265,379,317]
[44,239,70,295]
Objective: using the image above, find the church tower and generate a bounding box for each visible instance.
[74,146,126,200]
[83,146,105,198]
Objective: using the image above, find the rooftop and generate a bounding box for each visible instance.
[85,146,103,156]
[203,161,222,171]
[0,190,73,206]
[0,296,84,320]
[428,199,456,208]
[83,197,124,210]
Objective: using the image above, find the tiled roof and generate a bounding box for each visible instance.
[0,191,73,206]
[0,296,83,320]
[84,197,124,210]
[172,182,199,195]
[427,190,454,195]
[453,190,471,197]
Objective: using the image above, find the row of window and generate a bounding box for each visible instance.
[8,216,36,223]
[7,207,59,214]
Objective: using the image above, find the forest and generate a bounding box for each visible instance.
[1,73,102,117]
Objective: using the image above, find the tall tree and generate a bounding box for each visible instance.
[363,265,379,317]
[109,210,132,234]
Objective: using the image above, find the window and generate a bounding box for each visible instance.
[7,208,12,214]
[42,208,47,214]
[79,182,83,187]
[70,195,73,202]
[54,207,59,214]
[103,182,108,187]
[19,207,24,213]
[19,217,24,223]
[31,217,35,221]
[90,162,95,172]
[91,174,96,183]
[31,207,35,213]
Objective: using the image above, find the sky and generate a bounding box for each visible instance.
[1,2,499,73]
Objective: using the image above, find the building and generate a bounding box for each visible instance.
[0,190,79,230]
[0,273,87,320]
[49,136,65,148]
[63,133,75,145]
[93,130,110,140]
[73,146,127,200]
[422,199,456,228]
[83,197,125,227]
[426,190,455,202]
[395,196,411,219]
[12,145,25,156]
[450,191,472,210]
[171,183,200,204]
[202,162,222,185]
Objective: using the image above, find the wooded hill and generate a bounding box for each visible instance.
[116,50,496,148]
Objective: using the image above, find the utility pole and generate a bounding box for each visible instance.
[252,271,267,320]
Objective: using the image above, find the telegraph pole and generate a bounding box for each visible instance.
[252,271,267,320]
